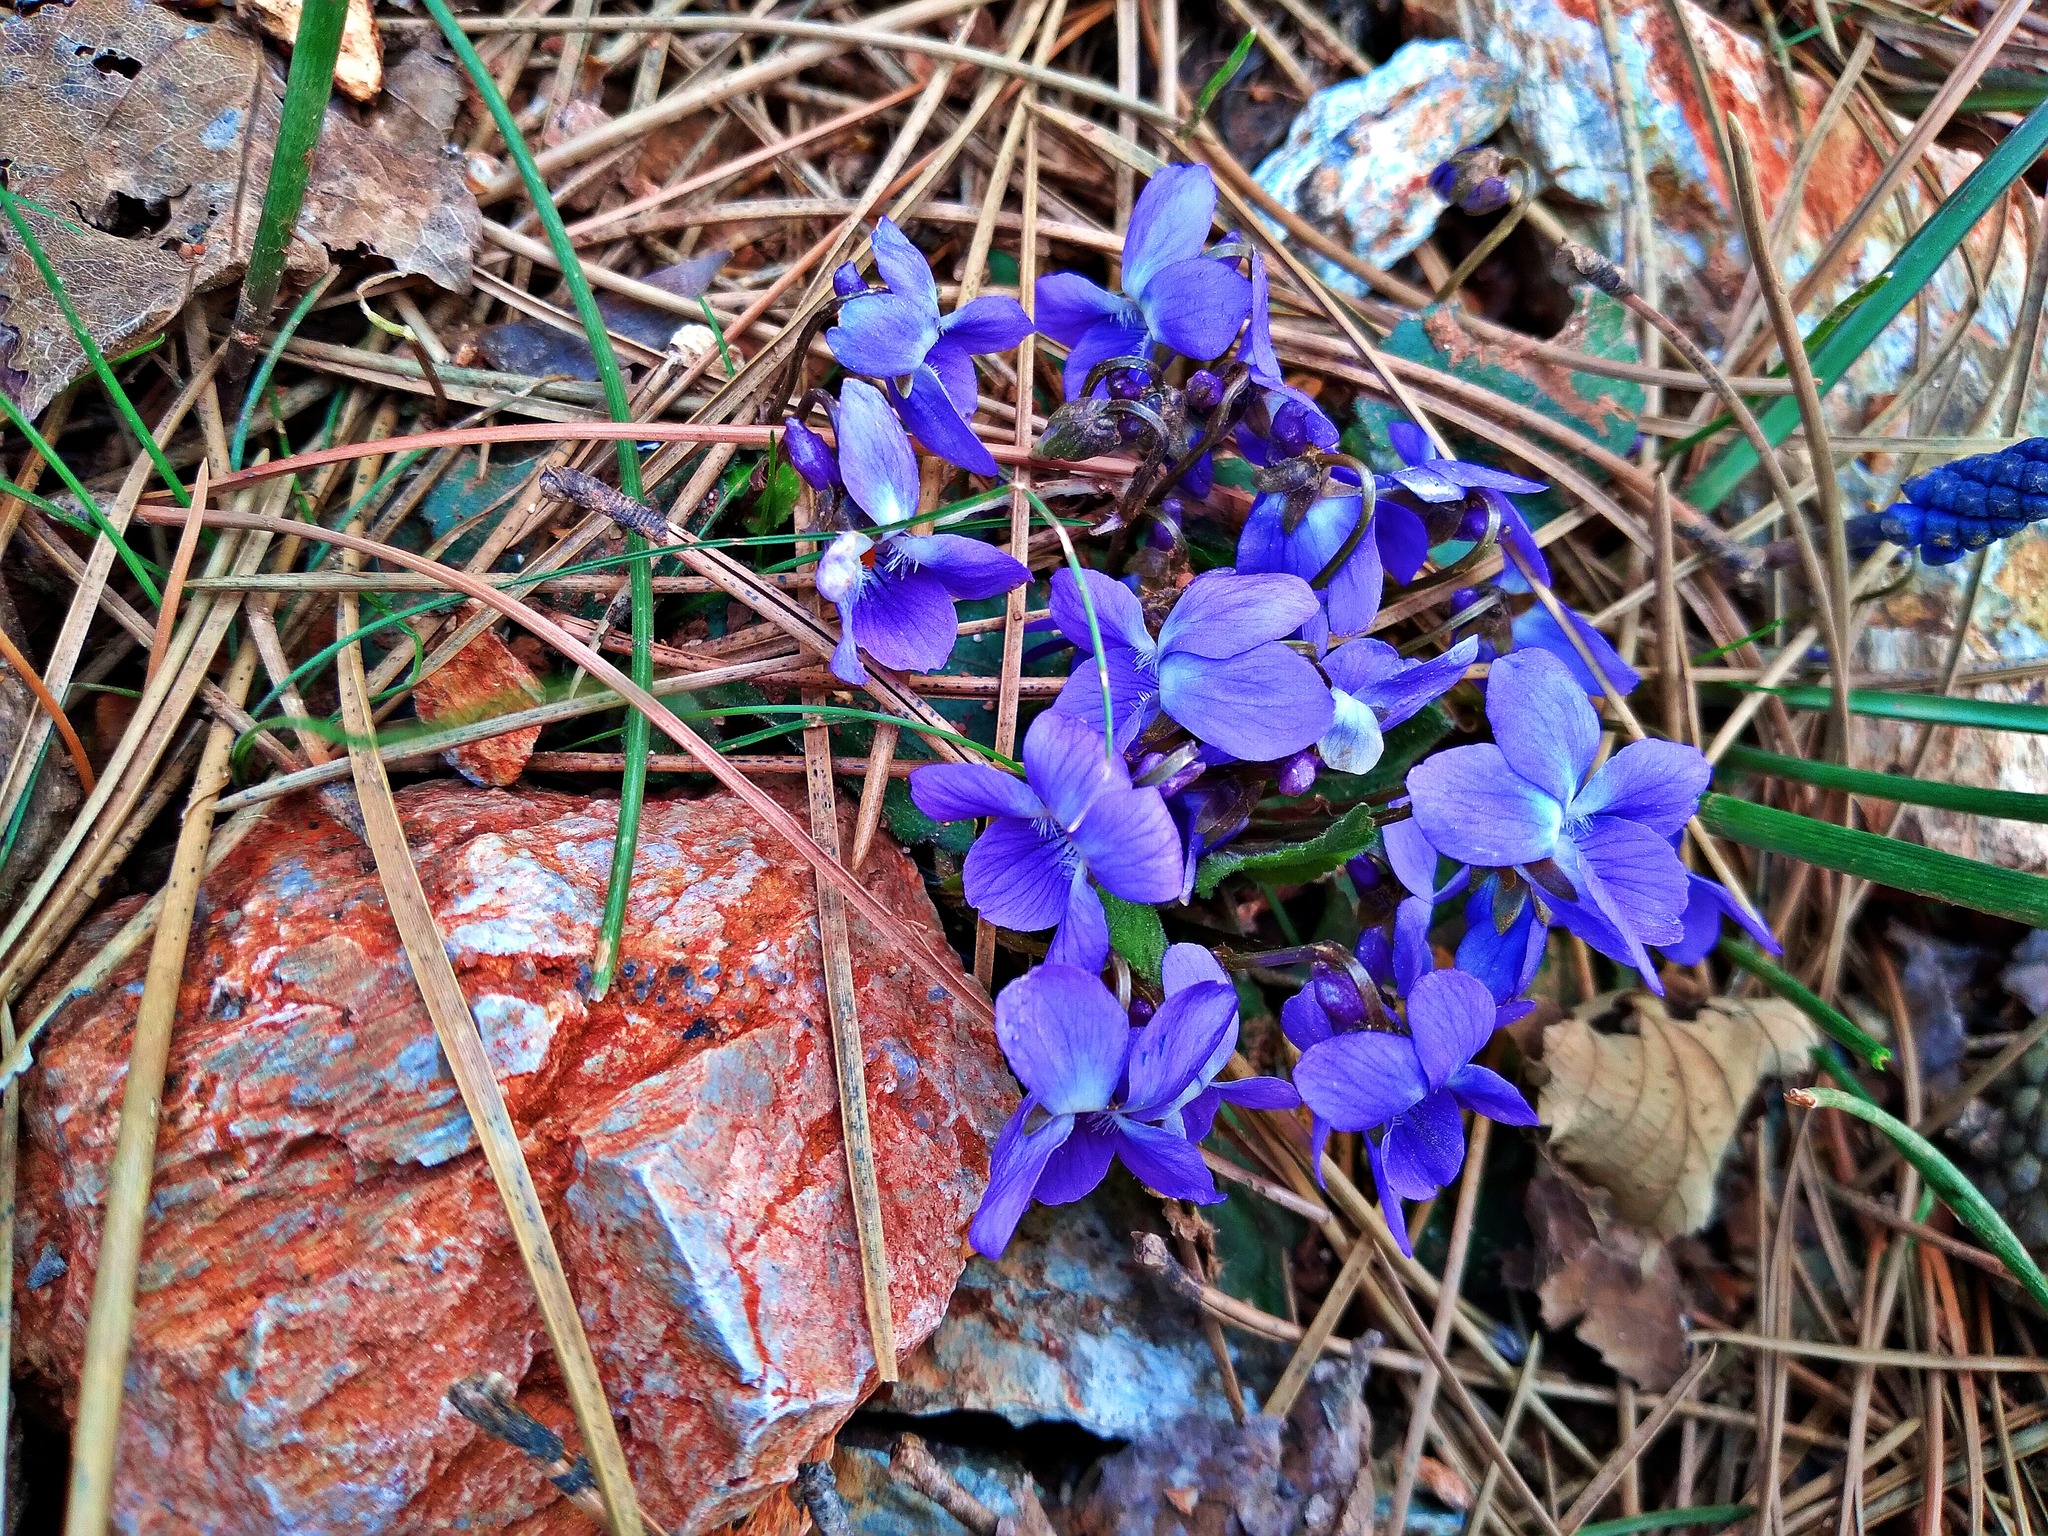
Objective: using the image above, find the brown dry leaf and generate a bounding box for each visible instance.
[1539,992,1817,1238]
[239,0,381,102]
[410,619,547,788]
[0,0,478,414]
[1522,1158,1690,1389]
[1415,1456,1472,1511]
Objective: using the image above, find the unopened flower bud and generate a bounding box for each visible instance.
[1146,517,1178,551]
[1159,495,1185,526]
[783,417,841,490]
[814,531,872,605]
[1310,962,1367,1031]
[1429,146,1515,215]
[1276,749,1319,797]
[1270,401,1309,458]
[1107,367,1146,401]
[1128,995,1156,1027]
[1117,414,1146,443]
[1186,369,1223,414]
[832,262,867,298]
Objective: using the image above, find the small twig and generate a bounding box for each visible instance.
[1200,1148,1331,1223]
[446,1374,674,1536]
[1266,1230,1374,1421]
[889,1435,1002,1535]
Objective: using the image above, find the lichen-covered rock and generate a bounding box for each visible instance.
[14,783,1008,1534]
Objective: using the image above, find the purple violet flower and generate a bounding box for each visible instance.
[1047,567,1334,762]
[1237,469,1383,650]
[816,379,1030,685]
[972,960,1265,1258]
[1035,164,1253,399]
[1317,636,1479,775]
[1293,967,1539,1253]
[1237,250,1338,451]
[1161,943,1303,1141]
[1405,648,1710,989]
[825,217,1035,475]
[1662,872,1782,966]
[909,710,1183,969]
[1509,603,1641,696]
[1381,421,1549,589]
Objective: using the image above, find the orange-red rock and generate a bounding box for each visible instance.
[409,621,547,786]
[14,783,1007,1533]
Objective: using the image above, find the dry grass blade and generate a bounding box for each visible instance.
[63,636,258,1536]
[145,463,211,688]
[1560,1347,1720,1534]
[333,589,645,1536]
[1725,119,1853,767]
[1267,1229,1373,1422]
[144,504,993,1024]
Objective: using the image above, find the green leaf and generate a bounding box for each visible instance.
[1687,90,2048,512]
[1793,1086,2048,1312]
[1102,893,1167,986]
[747,456,802,538]
[1196,805,1382,897]
[1718,937,1891,1069]
[1719,742,2048,824]
[1732,684,2048,736]
[1697,791,2048,926]
[882,779,973,856]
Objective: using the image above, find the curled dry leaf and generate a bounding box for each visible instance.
[1539,992,1817,1239]
[0,0,478,413]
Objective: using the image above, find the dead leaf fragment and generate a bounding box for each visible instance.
[239,0,381,102]
[1540,993,1817,1238]
[0,0,478,414]
[1522,1159,1690,1389]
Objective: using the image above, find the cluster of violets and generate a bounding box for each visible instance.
[784,164,1773,1260]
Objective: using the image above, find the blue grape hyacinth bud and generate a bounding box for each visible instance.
[1846,437,2048,564]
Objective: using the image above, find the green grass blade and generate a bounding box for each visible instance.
[1579,1507,1757,1536]
[1732,684,2048,735]
[0,392,161,603]
[423,0,652,1001]
[233,268,337,470]
[1686,91,2048,512]
[227,0,346,374]
[1790,1086,2048,1311]
[1698,790,2048,926]
[1719,741,2048,823]
[1184,29,1257,134]
[1718,936,1891,1069]
[0,183,188,506]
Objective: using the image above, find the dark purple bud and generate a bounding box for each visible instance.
[1186,369,1223,414]
[1430,146,1516,216]
[832,261,867,298]
[1271,401,1309,458]
[1127,995,1156,1027]
[1448,586,1482,617]
[1276,749,1319,797]
[1158,495,1185,526]
[1455,502,1491,541]
[1108,368,1145,401]
[783,417,840,489]
[1345,854,1381,891]
[1146,517,1178,551]
[1310,962,1367,1031]
[1117,414,1147,443]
